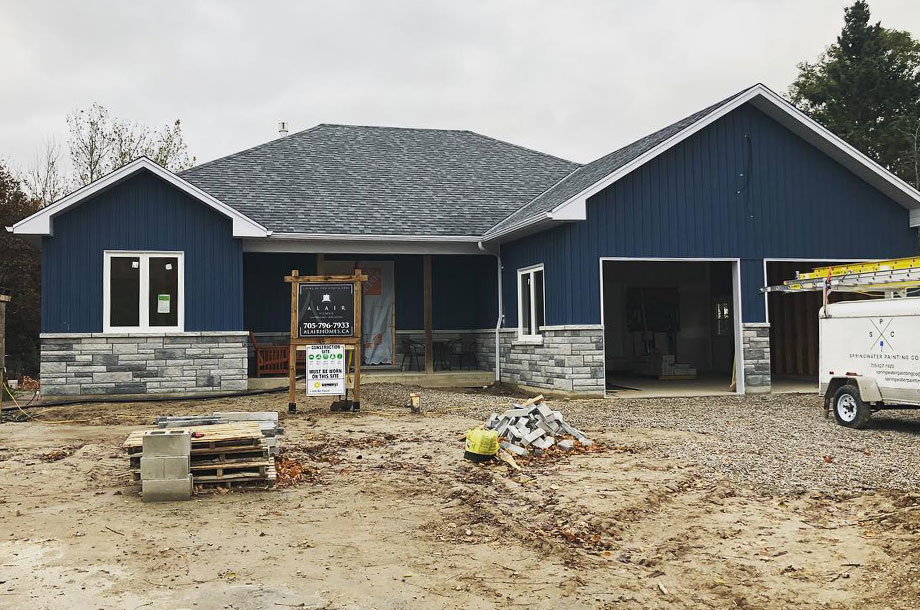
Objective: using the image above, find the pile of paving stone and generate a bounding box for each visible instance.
[483,395,592,457]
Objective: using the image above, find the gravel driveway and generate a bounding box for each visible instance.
[361,383,920,494]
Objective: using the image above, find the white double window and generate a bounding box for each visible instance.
[517,264,545,340]
[103,251,184,333]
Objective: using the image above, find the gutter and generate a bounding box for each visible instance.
[478,240,503,383]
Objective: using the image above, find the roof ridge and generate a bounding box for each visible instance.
[462,130,581,167]
[181,124,326,175]
[315,122,470,133]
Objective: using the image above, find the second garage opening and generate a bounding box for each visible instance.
[601,259,739,396]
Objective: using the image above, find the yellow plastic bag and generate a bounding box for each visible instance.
[465,428,499,460]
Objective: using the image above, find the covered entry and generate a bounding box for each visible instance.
[601,258,743,396]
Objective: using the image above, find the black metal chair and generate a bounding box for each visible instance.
[449,335,479,370]
[400,338,422,371]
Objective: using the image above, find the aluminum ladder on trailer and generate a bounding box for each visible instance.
[762,256,920,296]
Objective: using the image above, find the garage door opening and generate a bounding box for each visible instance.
[765,260,862,393]
[601,259,741,397]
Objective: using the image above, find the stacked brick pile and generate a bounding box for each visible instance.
[483,395,593,457]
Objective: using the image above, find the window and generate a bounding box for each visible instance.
[104,251,184,333]
[714,298,732,336]
[517,265,545,339]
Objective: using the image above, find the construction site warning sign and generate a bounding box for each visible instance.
[306,344,346,396]
[298,283,355,338]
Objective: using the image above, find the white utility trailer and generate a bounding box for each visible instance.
[764,257,920,428]
[819,298,920,427]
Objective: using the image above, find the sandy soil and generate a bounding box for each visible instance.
[1,387,919,609]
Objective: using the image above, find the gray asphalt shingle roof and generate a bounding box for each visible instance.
[483,86,756,238]
[180,124,579,237]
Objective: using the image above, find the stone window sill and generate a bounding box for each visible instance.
[512,335,544,347]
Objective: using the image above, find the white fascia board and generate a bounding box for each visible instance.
[267,232,482,242]
[488,83,920,242]
[243,233,486,255]
[10,157,269,238]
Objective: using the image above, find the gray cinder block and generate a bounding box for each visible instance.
[142,430,191,457]
[140,456,190,481]
[142,475,193,502]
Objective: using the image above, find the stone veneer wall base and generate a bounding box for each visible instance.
[498,327,605,396]
[742,323,771,394]
[40,332,248,396]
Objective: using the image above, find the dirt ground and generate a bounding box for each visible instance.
[1,385,919,609]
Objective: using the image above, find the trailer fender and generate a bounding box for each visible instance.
[854,377,883,403]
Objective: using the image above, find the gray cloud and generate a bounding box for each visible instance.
[2,0,919,174]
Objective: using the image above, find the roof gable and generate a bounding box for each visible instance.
[9,157,268,238]
[483,84,920,242]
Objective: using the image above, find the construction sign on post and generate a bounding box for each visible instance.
[298,283,355,337]
[306,344,346,395]
[284,269,368,413]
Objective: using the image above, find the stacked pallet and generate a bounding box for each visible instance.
[154,411,282,455]
[124,422,276,489]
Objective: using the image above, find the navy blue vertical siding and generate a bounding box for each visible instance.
[432,254,498,329]
[501,103,917,326]
[243,253,317,332]
[41,170,243,332]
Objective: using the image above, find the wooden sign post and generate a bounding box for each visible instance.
[284,269,368,413]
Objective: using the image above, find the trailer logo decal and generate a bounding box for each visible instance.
[868,318,895,353]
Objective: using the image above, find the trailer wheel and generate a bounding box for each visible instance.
[833,386,871,429]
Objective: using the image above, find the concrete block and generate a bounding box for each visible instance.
[142,430,191,457]
[522,428,545,446]
[500,441,529,456]
[142,475,193,502]
[558,439,575,451]
[140,456,190,480]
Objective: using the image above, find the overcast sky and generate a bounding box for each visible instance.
[2,0,919,175]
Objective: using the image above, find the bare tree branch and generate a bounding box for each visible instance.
[20,137,68,207]
[67,103,114,187]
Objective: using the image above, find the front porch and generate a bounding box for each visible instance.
[243,251,499,383]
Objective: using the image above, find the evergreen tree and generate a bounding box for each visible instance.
[790,1,920,187]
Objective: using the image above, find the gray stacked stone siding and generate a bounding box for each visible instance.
[742,322,771,394]
[499,326,605,396]
[40,332,248,396]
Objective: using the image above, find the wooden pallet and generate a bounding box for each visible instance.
[123,422,263,455]
[132,458,274,482]
[129,446,268,468]
[195,464,277,487]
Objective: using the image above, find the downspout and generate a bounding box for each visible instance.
[478,240,502,383]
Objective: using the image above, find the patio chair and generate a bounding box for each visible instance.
[449,335,480,370]
[249,332,305,377]
[400,337,422,372]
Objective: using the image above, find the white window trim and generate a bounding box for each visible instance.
[517,264,545,341]
[103,250,185,334]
